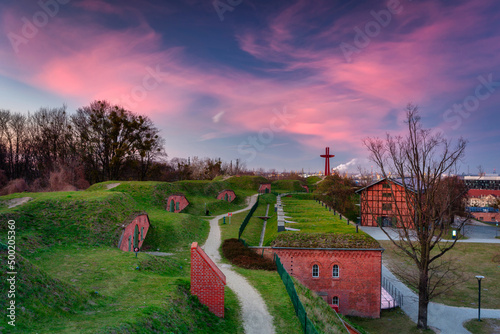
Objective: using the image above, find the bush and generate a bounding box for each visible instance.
[222,238,276,271]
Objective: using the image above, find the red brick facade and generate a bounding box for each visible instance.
[259,183,271,194]
[118,214,150,252]
[217,189,236,202]
[357,179,414,227]
[470,211,500,223]
[251,246,382,318]
[166,194,189,213]
[190,242,226,317]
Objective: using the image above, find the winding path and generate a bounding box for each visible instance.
[202,194,275,334]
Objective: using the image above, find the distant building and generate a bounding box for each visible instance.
[464,174,500,190]
[467,189,500,207]
[355,178,414,227]
[467,207,500,223]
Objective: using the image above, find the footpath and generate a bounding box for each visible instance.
[202,194,275,334]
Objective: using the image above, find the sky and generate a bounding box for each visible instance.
[1,0,499,174]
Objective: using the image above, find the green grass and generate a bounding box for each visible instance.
[380,241,500,309]
[271,180,306,193]
[233,268,303,334]
[346,308,434,334]
[293,278,348,334]
[464,318,500,334]
[0,178,258,333]
[219,194,276,246]
[263,196,377,247]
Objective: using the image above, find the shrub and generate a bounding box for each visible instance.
[222,238,276,271]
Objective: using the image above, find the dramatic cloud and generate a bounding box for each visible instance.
[0,0,498,171]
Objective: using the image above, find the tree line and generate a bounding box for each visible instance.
[0,100,257,194]
[0,100,165,193]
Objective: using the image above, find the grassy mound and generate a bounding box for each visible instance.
[97,281,243,334]
[226,175,269,191]
[222,238,276,270]
[272,232,380,249]
[271,180,306,193]
[0,250,98,332]
[0,191,141,252]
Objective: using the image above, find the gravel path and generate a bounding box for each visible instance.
[6,197,32,208]
[202,194,275,334]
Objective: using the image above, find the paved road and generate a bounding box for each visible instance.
[361,225,500,333]
[383,265,500,334]
[202,195,275,334]
[360,223,500,244]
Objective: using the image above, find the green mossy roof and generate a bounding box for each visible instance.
[271,232,381,249]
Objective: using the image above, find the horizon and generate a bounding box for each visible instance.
[1,0,499,174]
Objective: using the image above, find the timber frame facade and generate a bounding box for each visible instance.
[356,178,415,227]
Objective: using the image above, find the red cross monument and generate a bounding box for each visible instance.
[320,147,335,176]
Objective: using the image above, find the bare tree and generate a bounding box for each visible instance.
[363,104,468,329]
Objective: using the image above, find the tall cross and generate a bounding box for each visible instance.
[320,147,335,176]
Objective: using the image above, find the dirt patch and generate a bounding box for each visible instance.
[106,183,120,190]
[7,197,32,208]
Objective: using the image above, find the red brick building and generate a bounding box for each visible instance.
[252,246,382,318]
[217,189,236,202]
[259,183,271,194]
[118,214,150,252]
[190,242,226,317]
[356,179,414,227]
[166,194,189,213]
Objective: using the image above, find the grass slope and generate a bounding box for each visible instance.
[0,178,256,333]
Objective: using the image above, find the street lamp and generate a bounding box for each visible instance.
[475,275,484,321]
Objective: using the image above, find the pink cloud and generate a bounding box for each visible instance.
[0,0,499,164]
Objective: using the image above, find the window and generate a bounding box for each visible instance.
[332,265,339,277]
[312,264,319,277]
[382,203,392,211]
[382,183,390,189]
[332,296,339,305]
[382,193,392,197]
[176,202,180,211]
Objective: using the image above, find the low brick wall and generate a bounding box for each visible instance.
[190,242,226,317]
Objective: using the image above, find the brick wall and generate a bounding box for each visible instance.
[251,246,382,318]
[118,214,150,252]
[471,211,500,223]
[190,242,226,317]
[166,194,189,213]
[259,183,271,194]
[217,190,236,202]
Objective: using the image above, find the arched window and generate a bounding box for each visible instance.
[176,202,180,211]
[312,264,319,277]
[332,296,339,305]
[332,265,339,277]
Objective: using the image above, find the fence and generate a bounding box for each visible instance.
[382,276,403,308]
[275,254,319,334]
[238,196,260,239]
